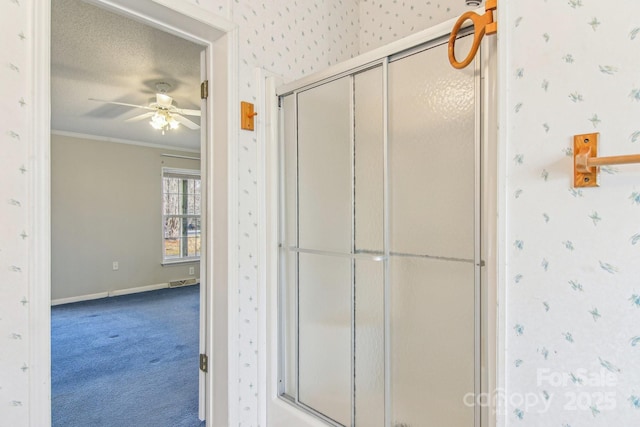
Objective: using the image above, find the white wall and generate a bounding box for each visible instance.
[51,134,200,301]
[502,1,640,424]
[0,2,31,425]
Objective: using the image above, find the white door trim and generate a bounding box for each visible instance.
[30,1,239,425]
[199,47,209,421]
[29,2,53,427]
[255,68,285,427]
[495,3,509,427]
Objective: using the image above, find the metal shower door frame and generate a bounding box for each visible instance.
[276,28,486,427]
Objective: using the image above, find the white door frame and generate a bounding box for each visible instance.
[29,1,239,425]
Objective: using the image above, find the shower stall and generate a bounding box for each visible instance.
[274,29,493,427]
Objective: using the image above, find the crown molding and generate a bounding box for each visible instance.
[51,129,201,153]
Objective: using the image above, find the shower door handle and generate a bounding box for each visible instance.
[448,0,497,69]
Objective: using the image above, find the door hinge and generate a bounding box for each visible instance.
[200,80,209,100]
[199,353,208,373]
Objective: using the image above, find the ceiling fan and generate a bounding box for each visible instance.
[89,82,200,135]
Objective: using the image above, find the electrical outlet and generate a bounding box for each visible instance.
[112,261,119,271]
[189,266,195,275]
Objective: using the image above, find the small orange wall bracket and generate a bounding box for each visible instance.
[573,132,640,187]
[574,133,599,187]
[241,101,257,131]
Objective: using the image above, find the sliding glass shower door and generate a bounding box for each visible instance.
[388,40,477,427]
[297,76,352,425]
[278,36,479,427]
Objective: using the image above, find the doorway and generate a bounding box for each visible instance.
[50,0,205,420]
[29,0,238,425]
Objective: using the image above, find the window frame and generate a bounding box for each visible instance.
[161,167,202,265]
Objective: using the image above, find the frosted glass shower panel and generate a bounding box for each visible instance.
[282,94,298,247]
[391,256,475,426]
[282,250,297,397]
[298,253,351,425]
[298,78,352,253]
[355,259,384,427]
[278,35,481,427]
[354,67,384,253]
[282,94,299,398]
[389,38,476,259]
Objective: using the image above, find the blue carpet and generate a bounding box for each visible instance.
[51,285,205,427]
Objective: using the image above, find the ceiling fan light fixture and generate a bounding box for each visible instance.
[89,84,200,135]
[156,93,173,108]
[150,111,167,130]
[149,110,180,134]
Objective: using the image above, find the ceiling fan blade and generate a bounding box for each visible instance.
[124,112,155,122]
[173,114,200,130]
[173,107,201,117]
[89,98,155,111]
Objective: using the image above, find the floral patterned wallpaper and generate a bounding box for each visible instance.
[4,0,639,426]
[1,0,32,425]
[359,0,480,52]
[504,0,640,425]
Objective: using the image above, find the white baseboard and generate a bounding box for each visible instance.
[51,280,200,306]
[51,291,110,306]
[109,282,169,297]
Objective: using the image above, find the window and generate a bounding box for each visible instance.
[162,168,201,263]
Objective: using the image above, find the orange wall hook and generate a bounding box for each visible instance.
[448,0,498,69]
[241,101,257,131]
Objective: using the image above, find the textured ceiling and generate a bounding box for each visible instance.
[51,0,203,151]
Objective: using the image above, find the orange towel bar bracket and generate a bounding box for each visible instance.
[448,0,497,69]
[574,132,640,187]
